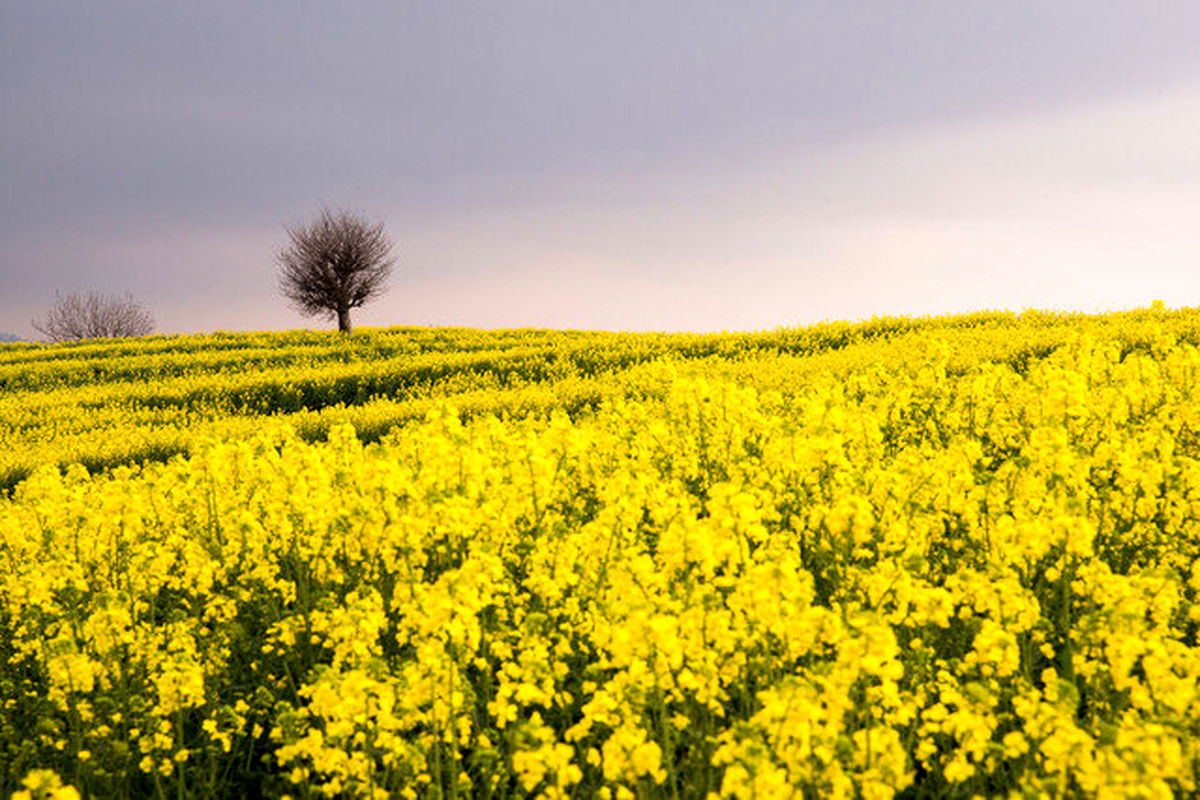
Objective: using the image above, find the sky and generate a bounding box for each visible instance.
[3,2,1200,336]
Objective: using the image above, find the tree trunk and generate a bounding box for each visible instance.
[337,306,351,334]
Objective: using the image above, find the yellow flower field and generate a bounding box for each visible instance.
[1,307,1198,798]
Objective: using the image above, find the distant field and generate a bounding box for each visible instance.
[2,309,1199,798]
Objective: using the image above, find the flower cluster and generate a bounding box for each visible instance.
[1,306,1199,797]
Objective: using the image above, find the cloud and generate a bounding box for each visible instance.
[367,81,1200,331]
[4,5,1200,334]
[6,80,1200,335]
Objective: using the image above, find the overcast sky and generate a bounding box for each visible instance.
[4,2,1200,336]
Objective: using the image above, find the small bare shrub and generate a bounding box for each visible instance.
[32,291,155,342]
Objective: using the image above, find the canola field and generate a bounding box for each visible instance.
[1,308,1199,799]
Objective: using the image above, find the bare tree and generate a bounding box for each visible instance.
[32,291,155,343]
[276,208,396,333]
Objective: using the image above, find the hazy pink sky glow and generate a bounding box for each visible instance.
[4,3,1200,336]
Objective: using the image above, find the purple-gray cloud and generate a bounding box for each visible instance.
[3,2,1200,335]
